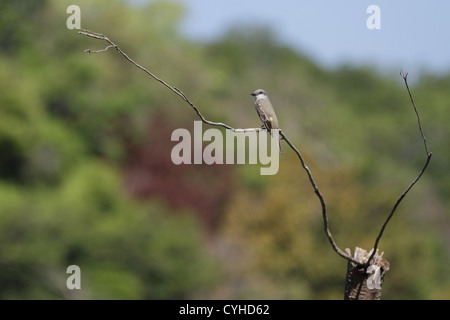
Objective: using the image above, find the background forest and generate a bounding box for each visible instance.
[0,0,449,299]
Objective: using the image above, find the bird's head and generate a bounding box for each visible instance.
[251,89,267,99]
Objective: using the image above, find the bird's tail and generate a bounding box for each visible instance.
[272,129,283,155]
[278,136,283,155]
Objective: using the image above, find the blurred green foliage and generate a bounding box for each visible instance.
[0,0,448,299]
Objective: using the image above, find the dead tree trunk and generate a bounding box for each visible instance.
[344,247,390,300]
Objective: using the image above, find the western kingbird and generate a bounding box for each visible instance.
[251,89,282,154]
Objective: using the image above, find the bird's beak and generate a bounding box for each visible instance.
[250,93,255,96]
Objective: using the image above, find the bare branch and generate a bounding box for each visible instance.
[367,71,432,265]
[78,29,239,132]
[400,71,431,156]
[281,132,361,264]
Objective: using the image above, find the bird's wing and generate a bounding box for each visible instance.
[255,100,273,133]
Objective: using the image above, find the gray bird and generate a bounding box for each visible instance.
[251,89,282,154]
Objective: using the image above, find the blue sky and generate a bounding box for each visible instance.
[167,0,450,78]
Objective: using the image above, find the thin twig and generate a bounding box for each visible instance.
[400,71,431,155]
[367,71,432,265]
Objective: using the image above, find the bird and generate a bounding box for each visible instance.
[251,89,282,154]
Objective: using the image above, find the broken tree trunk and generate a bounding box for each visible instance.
[344,247,390,300]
